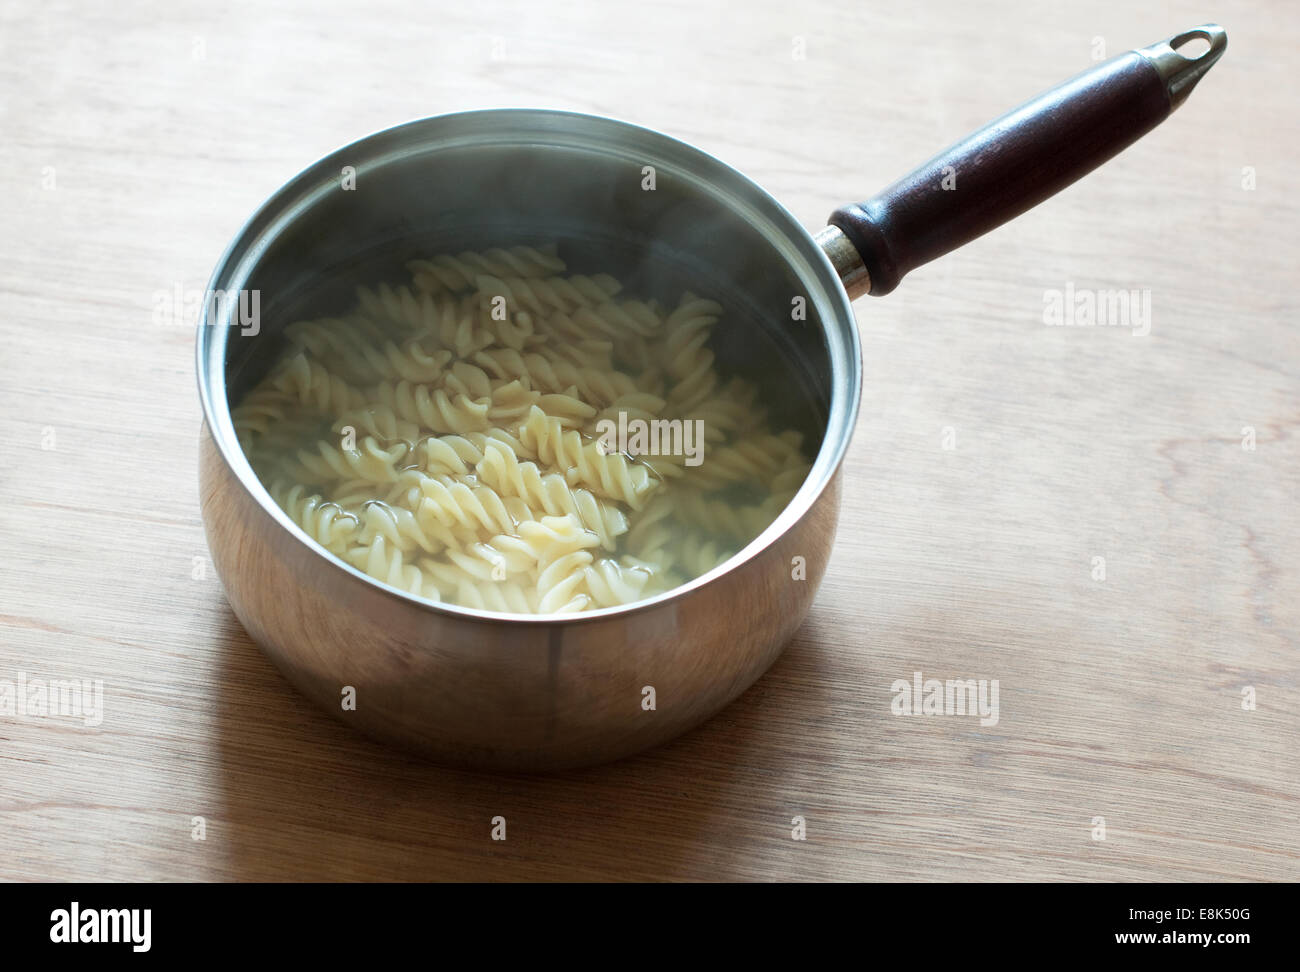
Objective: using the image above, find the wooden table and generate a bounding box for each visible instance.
[2,0,1296,881]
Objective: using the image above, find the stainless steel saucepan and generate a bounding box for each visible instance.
[197,25,1225,769]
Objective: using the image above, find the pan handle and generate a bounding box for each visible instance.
[821,24,1227,299]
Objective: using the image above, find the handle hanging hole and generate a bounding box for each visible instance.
[1138,24,1227,110]
[1171,30,1212,59]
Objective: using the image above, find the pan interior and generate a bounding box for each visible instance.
[203,110,858,616]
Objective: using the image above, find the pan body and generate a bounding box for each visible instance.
[196,110,861,770]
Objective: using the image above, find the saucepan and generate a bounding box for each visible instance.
[197,25,1225,769]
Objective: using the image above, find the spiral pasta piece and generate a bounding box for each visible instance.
[290,436,409,485]
[374,380,492,434]
[408,245,567,293]
[520,406,659,508]
[476,440,629,549]
[416,475,520,537]
[271,481,362,555]
[346,534,441,600]
[476,273,621,316]
[671,489,782,544]
[271,353,366,415]
[661,295,722,412]
[583,558,654,608]
[359,500,464,555]
[286,314,452,385]
[473,347,638,406]
[680,431,806,490]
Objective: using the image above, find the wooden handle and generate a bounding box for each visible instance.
[828,25,1227,296]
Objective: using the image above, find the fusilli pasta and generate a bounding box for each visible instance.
[235,243,812,614]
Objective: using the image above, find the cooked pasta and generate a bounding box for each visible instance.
[232,242,812,614]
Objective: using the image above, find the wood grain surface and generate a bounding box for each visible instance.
[2,0,1296,881]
